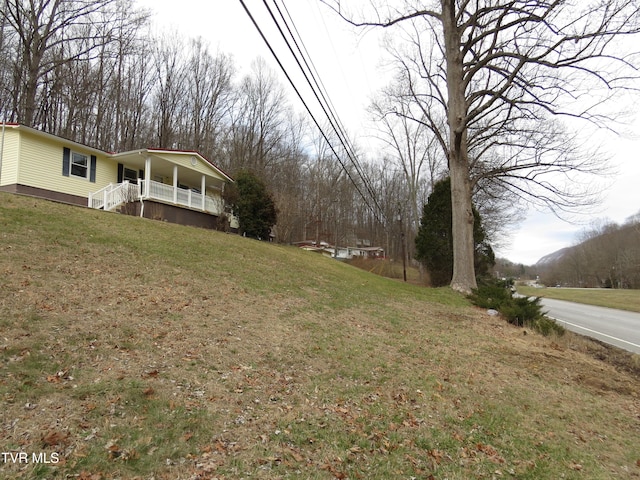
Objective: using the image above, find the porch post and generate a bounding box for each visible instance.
[144,156,151,197]
[201,175,206,211]
[173,165,178,204]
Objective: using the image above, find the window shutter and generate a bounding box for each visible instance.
[62,148,70,176]
[139,169,144,180]
[90,155,97,182]
[117,163,124,183]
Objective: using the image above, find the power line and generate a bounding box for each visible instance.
[237,0,387,225]
[262,0,381,218]
[273,0,384,219]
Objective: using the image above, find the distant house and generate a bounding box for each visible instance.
[0,124,237,230]
[294,240,385,260]
[348,246,386,259]
[336,246,385,260]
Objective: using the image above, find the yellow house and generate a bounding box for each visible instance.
[0,124,237,230]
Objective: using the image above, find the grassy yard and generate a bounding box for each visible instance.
[1,193,639,479]
[517,286,640,313]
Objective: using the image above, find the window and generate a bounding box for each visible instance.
[63,148,96,182]
[70,151,88,179]
[123,167,138,183]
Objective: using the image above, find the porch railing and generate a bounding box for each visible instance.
[140,179,225,216]
[88,181,140,211]
[89,179,229,219]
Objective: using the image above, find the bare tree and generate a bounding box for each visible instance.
[267,113,309,243]
[0,0,140,126]
[0,10,14,119]
[227,58,290,174]
[321,0,640,293]
[370,86,445,236]
[115,37,154,151]
[152,32,186,149]
[360,160,411,261]
[541,218,640,288]
[182,38,234,158]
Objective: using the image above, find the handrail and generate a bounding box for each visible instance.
[88,181,140,211]
[89,180,231,219]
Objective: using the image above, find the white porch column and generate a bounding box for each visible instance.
[173,165,178,204]
[201,175,206,211]
[144,156,151,197]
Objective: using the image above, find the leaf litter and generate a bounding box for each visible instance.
[0,195,639,479]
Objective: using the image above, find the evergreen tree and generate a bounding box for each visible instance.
[415,178,494,287]
[225,171,277,240]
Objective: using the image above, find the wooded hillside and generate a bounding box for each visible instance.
[538,218,640,288]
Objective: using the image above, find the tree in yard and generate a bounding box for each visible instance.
[224,170,278,241]
[320,0,640,293]
[416,177,494,287]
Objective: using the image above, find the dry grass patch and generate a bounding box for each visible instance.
[1,194,639,479]
[517,285,640,313]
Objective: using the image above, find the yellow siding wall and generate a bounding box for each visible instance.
[15,129,116,198]
[0,128,19,186]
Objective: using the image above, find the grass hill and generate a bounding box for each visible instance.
[1,193,639,479]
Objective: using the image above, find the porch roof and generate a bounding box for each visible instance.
[109,149,233,188]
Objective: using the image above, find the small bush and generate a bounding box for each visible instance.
[532,317,566,337]
[468,279,512,309]
[469,279,563,337]
[500,296,544,327]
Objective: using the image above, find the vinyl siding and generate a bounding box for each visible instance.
[0,128,19,186]
[15,130,117,198]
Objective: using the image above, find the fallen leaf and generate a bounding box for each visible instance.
[214,440,228,454]
[42,430,68,447]
[288,448,304,462]
[78,471,103,480]
[428,449,444,464]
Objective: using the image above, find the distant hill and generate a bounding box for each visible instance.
[535,247,572,266]
[536,220,640,288]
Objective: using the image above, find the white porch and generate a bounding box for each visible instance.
[88,149,237,228]
[88,179,225,216]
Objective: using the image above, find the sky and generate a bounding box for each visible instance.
[135,0,640,266]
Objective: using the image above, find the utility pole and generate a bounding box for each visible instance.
[398,209,407,282]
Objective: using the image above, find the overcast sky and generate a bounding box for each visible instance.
[135,0,640,265]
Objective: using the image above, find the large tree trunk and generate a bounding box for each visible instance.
[442,1,477,293]
[449,150,476,293]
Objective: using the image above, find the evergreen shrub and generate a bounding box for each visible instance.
[469,279,565,337]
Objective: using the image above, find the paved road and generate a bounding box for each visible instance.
[539,297,640,354]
